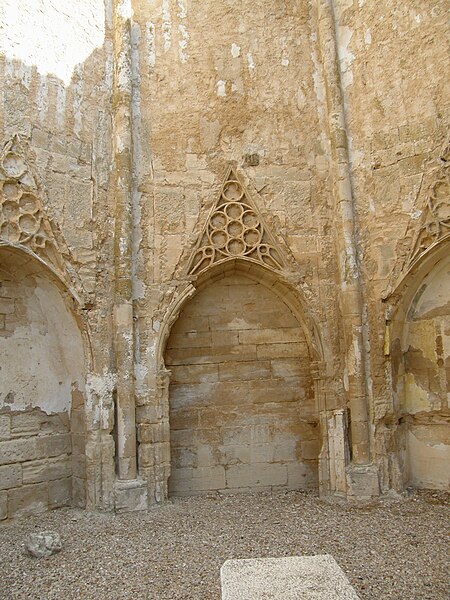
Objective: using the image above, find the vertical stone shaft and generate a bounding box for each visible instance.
[112,0,137,480]
[317,0,370,464]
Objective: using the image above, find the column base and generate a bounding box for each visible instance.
[346,463,380,499]
[113,478,148,513]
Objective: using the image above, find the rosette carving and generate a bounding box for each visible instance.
[189,169,285,275]
[408,168,450,266]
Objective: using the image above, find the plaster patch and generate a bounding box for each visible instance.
[146,22,156,68]
[336,26,355,89]
[231,43,241,59]
[217,80,226,97]
[179,24,189,63]
[0,276,85,416]
[37,76,49,122]
[86,371,117,430]
[56,84,66,128]
[247,52,255,72]
[162,0,172,52]
[177,0,187,20]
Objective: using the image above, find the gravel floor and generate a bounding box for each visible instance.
[0,489,448,600]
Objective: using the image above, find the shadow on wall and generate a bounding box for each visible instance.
[391,242,450,491]
[0,245,88,519]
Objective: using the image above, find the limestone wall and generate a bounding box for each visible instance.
[166,273,318,495]
[0,0,448,516]
[0,249,86,519]
[333,0,450,490]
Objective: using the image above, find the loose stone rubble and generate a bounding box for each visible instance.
[0,0,448,518]
[25,531,62,559]
[0,490,448,599]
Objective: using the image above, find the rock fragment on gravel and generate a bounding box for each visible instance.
[25,531,62,558]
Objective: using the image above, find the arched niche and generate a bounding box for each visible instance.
[389,239,450,490]
[0,244,89,517]
[162,260,323,496]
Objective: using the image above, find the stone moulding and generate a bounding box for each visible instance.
[0,135,86,305]
[385,147,450,302]
[187,166,286,276]
[407,167,449,267]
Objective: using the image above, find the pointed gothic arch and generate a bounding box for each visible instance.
[0,244,92,515]
[386,237,450,490]
[164,261,322,494]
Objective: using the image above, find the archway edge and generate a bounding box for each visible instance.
[385,234,450,337]
[0,240,93,369]
[156,258,325,373]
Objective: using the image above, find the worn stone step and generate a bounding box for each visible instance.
[220,555,360,599]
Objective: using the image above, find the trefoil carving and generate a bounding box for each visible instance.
[188,167,285,275]
[0,136,81,296]
[407,166,449,267]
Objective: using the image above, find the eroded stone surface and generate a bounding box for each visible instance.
[0,0,448,517]
[220,555,360,599]
[25,531,62,558]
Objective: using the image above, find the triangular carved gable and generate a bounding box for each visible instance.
[188,167,286,276]
[407,164,449,267]
[0,136,77,288]
[384,146,450,300]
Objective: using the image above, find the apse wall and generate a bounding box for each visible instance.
[0,249,86,518]
[165,272,318,495]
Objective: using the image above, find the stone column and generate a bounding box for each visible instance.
[317,0,370,465]
[112,0,137,480]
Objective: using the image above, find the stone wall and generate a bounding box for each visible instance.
[166,273,318,495]
[0,0,448,517]
[0,248,86,519]
[332,0,450,490]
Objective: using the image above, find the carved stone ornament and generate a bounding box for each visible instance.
[0,136,68,275]
[188,167,286,275]
[407,163,450,267]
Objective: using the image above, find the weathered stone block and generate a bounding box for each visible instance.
[8,483,48,518]
[0,415,11,441]
[171,363,219,384]
[139,443,156,467]
[287,463,318,490]
[0,463,22,490]
[250,443,274,464]
[137,422,170,444]
[10,411,43,436]
[70,408,86,434]
[39,413,70,434]
[0,438,39,465]
[192,465,226,490]
[72,476,86,508]
[273,440,297,462]
[0,490,7,520]
[72,453,86,479]
[37,433,71,458]
[114,478,148,512]
[256,342,308,360]
[219,360,271,382]
[22,455,71,484]
[301,439,321,460]
[48,477,72,509]
[226,463,287,489]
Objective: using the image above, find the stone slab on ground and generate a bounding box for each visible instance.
[220,555,360,599]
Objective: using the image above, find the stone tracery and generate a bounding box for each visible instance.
[0,139,58,262]
[188,170,285,275]
[408,167,450,266]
